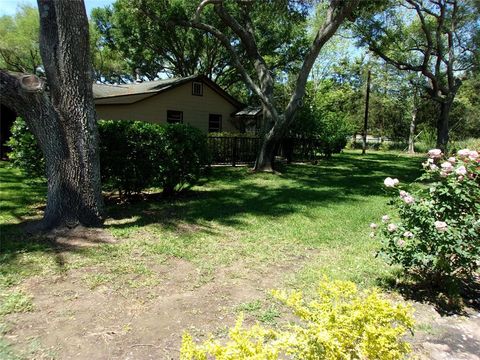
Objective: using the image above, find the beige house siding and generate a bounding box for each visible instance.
[95,81,238,132]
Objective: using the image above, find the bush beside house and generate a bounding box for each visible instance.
[7,118,209,197]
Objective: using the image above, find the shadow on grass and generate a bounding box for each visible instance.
[105,152,423,231]
[0,152,424,278]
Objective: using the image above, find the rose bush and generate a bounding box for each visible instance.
[372,148,480,283]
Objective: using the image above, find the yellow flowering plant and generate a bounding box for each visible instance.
[180,279,414,360]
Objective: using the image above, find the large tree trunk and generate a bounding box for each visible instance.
[408,106,417,154]
[254,125,281,172]
[0,0,104,230]
[436,100,451,152]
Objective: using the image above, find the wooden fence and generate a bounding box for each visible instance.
[208,136,260,166]
[207,136,322,166]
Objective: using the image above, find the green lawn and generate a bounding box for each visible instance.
[1,151,423,290]
[0,151,424,357]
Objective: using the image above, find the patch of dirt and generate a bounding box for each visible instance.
[3,254,304,359]
[411,302,480,360]
[46,226,118,248]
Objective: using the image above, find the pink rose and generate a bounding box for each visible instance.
[384,177,396,187]
[441,161,453,172]
[399,190,407,198]
[448,157,456,164]
[403,195,415,204]
[428,149,442,159]
[430,164,438,171]
[458,175,464,181]
[469,150,479,160]
[457,149,470,158]
[455,166,467,176]
[397,239,405,247]
[403,231,414,238]
[387,223,398,232]
[434,221,448,232]
[370,223,378,229]
[382,215,390,223]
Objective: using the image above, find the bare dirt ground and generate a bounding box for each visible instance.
[3,233,479,359]
[4,252,301,359]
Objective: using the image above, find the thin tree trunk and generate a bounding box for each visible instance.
[408,107,417,154]
[362,69,371,155]
[436,100,451,152]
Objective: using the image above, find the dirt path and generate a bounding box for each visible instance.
[4,256,299,359]
[4,253,480,359]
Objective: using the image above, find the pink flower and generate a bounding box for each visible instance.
[458,175,464,181]
[469,150,479,160]
[440,170,448,177]
[397,239,405,247]
[448,157,456,164]
[384,177,397,187]
[399,190,407,198]
[441,161,453,172]
[382,215,390,223]
[403,231,414,238]
[428,149,442,159]
[455,166,467,176]
[457,149,470,158]
[370,223,378,229]
[387,223,398,232]
[430,164,438,171]
[403,195,415,204]
[434,221,448,232]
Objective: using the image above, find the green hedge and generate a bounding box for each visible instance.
[7,118,209,197]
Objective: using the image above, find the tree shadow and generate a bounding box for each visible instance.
[379,273,480,315]
[1,152,424,277]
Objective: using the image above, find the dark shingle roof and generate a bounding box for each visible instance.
[93,75,243,108]
[93,75,196,100]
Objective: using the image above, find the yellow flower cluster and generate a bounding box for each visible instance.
[180,279,414,360]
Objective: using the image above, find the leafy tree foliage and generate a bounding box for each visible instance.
[354,0,480,150]
[0,5,41,73]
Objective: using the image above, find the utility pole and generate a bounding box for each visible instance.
[362,69,371,155]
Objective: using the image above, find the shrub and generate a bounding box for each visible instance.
[99,120,209,196]
[6,117,45,178]
[8,118,209,196]
[372,148,480,283]
[158,124,210,195]
[98,120,164,196]
[180,279,414,360]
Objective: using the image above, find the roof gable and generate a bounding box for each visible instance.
[93,75,243,108]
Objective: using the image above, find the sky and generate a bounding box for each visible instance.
[0,0,115,17]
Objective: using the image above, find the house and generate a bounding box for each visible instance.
[0,75,261,159]
[94,75,247,133]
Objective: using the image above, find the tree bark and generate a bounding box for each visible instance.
[408,107,417,154]
[0,0,104,230]
[436,100,451,152]
[362,69,371,155]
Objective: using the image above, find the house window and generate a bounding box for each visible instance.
[167,110,183,124]
[209,114,222,133]
[192,81,203,96]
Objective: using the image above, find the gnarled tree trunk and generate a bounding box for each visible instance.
[0,0,104,230]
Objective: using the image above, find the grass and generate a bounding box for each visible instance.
[0,151,424,290]
[0,151,424,356]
